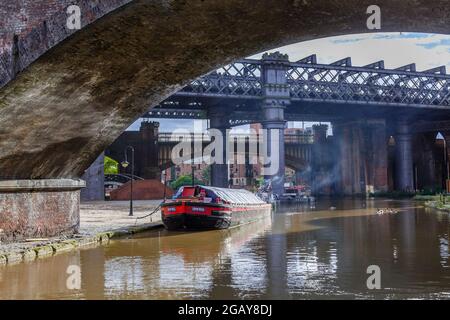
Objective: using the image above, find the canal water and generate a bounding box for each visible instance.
[1,199,449,299]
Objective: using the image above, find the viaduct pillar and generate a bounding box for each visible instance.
[417,132,438,191]
[333,121,364,195]
[395,119,414,192]
[139,121,160,179]
[81,152,105,201]
[442,132,450,192]
[367,120,389,193]
[311,124,329,195]
[333,119,388,195]
[208,107,230,188]
[262,119,286,195]
[260,52,290,196]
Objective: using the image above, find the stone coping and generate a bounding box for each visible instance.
[0,222,164,266]
[0,179,86,192]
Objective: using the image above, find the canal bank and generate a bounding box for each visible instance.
[1,198,449,299]
[0,200,164,266]
[414,195,450,213]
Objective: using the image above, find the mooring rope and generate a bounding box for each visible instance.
[134,201,164,223]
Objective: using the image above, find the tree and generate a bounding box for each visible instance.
[255,176,265,188]
[170,174,203,191]
[104,156,119,174]
[201,166,211,185]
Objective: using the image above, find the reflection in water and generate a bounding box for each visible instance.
[105,257,145,296]
[0,199,449,299]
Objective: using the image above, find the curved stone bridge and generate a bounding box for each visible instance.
[1,0,450,180]
[1,0,450,240]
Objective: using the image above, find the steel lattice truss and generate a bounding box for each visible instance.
[181,60,262,98]
[177,56,450,108]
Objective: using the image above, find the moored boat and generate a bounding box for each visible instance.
[161,185,272,230]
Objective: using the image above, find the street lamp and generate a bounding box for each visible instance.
[191,157,195,187]
[122,146,135,216]
[444,137,449,194]
[162,170,167,202]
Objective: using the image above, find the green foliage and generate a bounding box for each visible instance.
[104,156,119,174]
[372,189,446,200]
[424,195,450,212]
[255,177,265,188]
[201,166,211,185]
[170,174,203,190]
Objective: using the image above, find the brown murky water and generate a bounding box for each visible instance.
[1,199,449,299]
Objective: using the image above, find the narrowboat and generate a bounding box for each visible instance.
[161,185,272,230]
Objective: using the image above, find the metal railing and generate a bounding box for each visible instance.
[157,132,314,144]
[175,56,449,108]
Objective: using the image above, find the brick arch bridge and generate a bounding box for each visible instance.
[1,0,450,180]
[1,0,450,239]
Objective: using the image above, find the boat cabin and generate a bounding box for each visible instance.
[172,185,265,206]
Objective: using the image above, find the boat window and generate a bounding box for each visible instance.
[205,189,216,199]
[173,186,184,199]
[181,186,196,198]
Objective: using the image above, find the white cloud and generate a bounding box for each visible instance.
[250,32,450,71]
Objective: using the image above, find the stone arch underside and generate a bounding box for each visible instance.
[0,0,449,179]
[285,155,308,172]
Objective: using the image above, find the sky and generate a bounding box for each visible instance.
[128,32,450,133]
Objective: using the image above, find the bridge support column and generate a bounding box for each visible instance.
[81,153,105,201]
[367,120,388,193]
[210,127,229,188]
[140,121,161,179]
[262,120,286,196]
[0,179,85,241]
[208,108,230,188]
[334,120,389,196]
[418,132,438,191]
[395,119,414,192]
[333,121,365,195]
[442,132,450,192]
[260,52,290,196]
[311,124,329,195]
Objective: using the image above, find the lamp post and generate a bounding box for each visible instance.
[444,138,449,194]
[162,170,167,202]
[191,157,195,186]
[121,146,135,216]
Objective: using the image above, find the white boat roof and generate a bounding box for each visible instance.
[199,185,266,205]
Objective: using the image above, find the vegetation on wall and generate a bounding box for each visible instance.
[201,166,211,185]
[104,156,119,174]
[170,174,204,191]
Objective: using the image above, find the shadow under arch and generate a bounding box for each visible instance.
[0,0,449,179]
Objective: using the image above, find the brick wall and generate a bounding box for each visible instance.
[110,179,174,201]
[0,0,131,88]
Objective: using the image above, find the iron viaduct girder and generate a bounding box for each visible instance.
[165,55,449,109]
[143,53,450,129]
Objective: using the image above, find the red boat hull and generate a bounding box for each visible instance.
[161,201,272,230]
